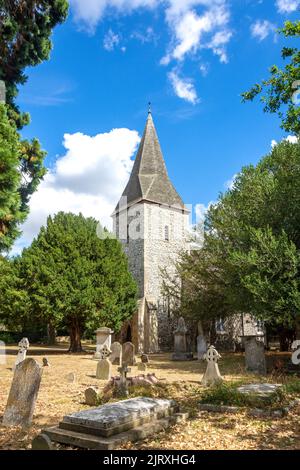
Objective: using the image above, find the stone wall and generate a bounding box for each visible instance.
[113,201,190,353]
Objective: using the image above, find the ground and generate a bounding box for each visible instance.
[0,344,300,450]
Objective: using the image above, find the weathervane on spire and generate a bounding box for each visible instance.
[148,101,152,114]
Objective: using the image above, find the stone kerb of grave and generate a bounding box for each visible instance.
[34,397,189,449]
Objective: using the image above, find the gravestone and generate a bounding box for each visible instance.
[117,364,131,397]
[243,335,266,375]
[13,337,29,371]
[172,317,193,361]
[122,342,135,366]
[138,362,147,371]
[65,372,76,383]
[94,327,113,359]
[38,397,181,450]
[0,340,6,365]
[201,345,223,386]
[96,359,112,380]
[111,342,122,365]
[3,358,43,427]
[237,383,282,397]
[32,433,53,450]
[85,387,99,406]
[141,354,149,363]
[197,321,207,360]
[42,357,50,367]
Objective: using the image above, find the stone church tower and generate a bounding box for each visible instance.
[112,111,190,353]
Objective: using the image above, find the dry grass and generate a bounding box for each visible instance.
[0,344,300,450]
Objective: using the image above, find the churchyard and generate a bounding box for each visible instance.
[1,341,300,450]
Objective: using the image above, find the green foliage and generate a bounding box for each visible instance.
[0,332,15,344]
[10,212,137,351]
[284,379,300,395]
[0,0,69,128]
[167,141,300,332]
[0,104,21,249]
[242,20,300,134]
[200,382,287,409]
[0,1,68,252]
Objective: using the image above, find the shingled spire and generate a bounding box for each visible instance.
[116,112,185,211]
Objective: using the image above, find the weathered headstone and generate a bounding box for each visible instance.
[96,358,112,380]
[65,372,76,383]
[0,340,6,365]
[243,335,266,375]
[172,317,193,361]
[197,321,207,360]
[94,327,113,359]
[117,364,131,397]
[85,387,98,406]
[201,345,223,386]
[122,342,135,366]
[141,353,149,363]
[137,362,147,371]
[42,357,50,367]
[3,358,43,427]
[111,341,122,365]
[13,337,29,371]
[32,433,53,450]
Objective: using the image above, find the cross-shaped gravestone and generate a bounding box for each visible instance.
[100,344,111,360]
[117,365,131,397]
[201,345,223,386]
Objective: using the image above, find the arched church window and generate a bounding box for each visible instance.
[164,225,169,241]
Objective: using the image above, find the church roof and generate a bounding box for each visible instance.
[115,112,185,213]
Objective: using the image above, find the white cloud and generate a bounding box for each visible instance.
[162,1,231,65]
[168,70,199,104]
[70,0,160,32]
[10,128,140,255]
[103,29,120,51]
[251,20,276,41]
[131,26,158,44]
[70,1,233,67]
[225,173,237,190]
[199,63,209,76]
[271,135,298,148]
[276,0,300,14]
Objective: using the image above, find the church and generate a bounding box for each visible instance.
[112,111,190,354]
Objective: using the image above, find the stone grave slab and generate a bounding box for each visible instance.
[237,383,282,398]
[60,397,176,437]
[39,397,185,450]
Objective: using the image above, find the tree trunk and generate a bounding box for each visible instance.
[47,323,56,345]
[69,322,83,352]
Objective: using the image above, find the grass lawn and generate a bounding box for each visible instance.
[0,344,300,450]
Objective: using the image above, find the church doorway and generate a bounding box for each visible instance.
[126,325,132,342]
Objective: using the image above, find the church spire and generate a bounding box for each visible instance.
[115,112,185,212]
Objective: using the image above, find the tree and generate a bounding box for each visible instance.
[15,212,137,352]
[166,141,300,341]
[0,0,69,128]
[0,103,21,250]
[0,0,68,252]
[242,19,300,135]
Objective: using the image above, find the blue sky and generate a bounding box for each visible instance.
[12,0,300,253]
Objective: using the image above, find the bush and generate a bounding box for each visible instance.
[199,382,288,409]
[0,332,16,344]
